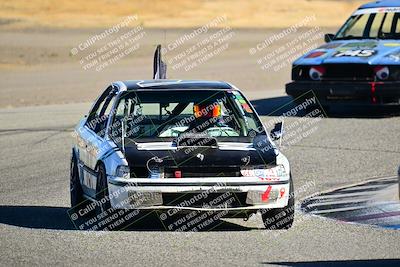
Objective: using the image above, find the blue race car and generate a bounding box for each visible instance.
[286,0,400,109]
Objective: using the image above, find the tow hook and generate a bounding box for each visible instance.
[243,213,255,221]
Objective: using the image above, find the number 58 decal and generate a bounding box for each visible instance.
[334,49,376,57]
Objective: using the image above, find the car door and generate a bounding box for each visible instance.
[78,86,116,197]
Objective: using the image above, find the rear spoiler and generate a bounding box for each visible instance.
[153,45,167,79]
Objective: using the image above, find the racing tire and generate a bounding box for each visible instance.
[96,163,120,230]
[95,163,112,218]
[95,164,143,230]
[260,178,294,230]
[70,153,84,208]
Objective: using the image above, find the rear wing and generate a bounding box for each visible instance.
[153,45,167,79]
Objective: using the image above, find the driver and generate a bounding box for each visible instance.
[185,100,227,133]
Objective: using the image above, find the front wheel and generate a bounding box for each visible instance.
[95,163,112,217]
[70,153,84,208]
[95,163,127,230]
[260,178,294,230]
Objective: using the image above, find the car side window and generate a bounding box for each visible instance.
[97,94,117,138]
[86,86,116,137]
[370,13,385,38]
[339,15,369,38]
[382,13,393,32]
[395,14,400,34]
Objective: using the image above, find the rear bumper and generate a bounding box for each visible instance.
[286,81,400,106]
[107,177,290,211]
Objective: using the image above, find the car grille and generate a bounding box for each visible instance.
[130,166,241,178]
[324,64,374,81]
[130,167,148,178]
[164,166,241,178]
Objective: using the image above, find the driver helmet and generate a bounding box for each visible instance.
[193,101,222,119]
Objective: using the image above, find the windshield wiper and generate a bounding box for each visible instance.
[377,33,400,40]
[334,36,372,40]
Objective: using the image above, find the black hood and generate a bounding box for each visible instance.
[124,135,277,169]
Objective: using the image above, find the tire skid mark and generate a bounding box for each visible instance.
[0,126,74,135]
[301,176,400,229]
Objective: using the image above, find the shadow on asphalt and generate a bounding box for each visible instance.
[251,97,400,118]
[0,205,257,232]
[263,259,400,266]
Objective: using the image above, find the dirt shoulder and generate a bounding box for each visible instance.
[0,0,363,29]
[0,26,335,108]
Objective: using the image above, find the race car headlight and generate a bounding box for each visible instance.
[115,165,130,179]
[309,66,326,81]
[240,164,287,180]
[374,66,389,80]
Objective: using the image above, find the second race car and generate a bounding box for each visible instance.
[286,0,400,109]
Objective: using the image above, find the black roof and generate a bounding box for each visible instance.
[119,80,233,90]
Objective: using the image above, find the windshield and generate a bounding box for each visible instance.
[109,89,265,142]
[335,11,400,40]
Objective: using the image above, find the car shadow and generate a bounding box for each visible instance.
[262,259,400,267]
[251,96,301,117]
[0,205,257,232]
[251,97,400,118]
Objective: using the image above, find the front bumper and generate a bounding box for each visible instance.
[286,81,400,106]
[107,177,290,211]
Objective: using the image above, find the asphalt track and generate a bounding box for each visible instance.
[0,96,400,266]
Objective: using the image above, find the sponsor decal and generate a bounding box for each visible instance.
[337,41,377,49]
[241,103,253,113]
[383,43,400,47]
[305,51,327,58]
[240,167,282,181]
[261,185,272,202]
[279,188,285,198]
[319,42,343,49]
[233,93,253,113]
[196,153,205,161]
[334,49,376,58]
[231,90,240,95]
[241,155,250,164]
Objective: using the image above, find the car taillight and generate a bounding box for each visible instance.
[309,66,326,81]
[374,66,389,80]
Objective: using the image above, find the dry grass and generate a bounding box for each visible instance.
[0,0,365,29]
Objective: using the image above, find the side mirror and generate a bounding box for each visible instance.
[270,122,284,141]
[324,33,335,43]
